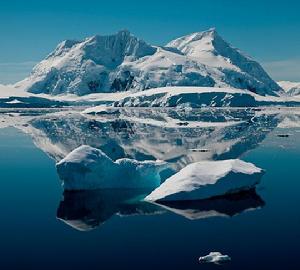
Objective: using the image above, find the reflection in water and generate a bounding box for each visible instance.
[14,108,282,169]
[155,189,265,220]
[57,189,164,231]
[57,189,265,231]
[2,107,293,231]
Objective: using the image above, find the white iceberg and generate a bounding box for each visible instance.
[56,145,167,190]
[145,159,263,201]
[199,252,231,264]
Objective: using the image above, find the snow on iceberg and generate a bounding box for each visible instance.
[199,252,231,264]
[56,145,167,190]
[145,159,264,201]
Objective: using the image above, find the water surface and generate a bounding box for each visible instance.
[0,108,299,269]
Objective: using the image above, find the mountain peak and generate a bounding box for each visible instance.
[18,29,281,96]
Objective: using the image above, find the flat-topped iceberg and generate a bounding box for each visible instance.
[145,159,263,201]
[56,145,167,190]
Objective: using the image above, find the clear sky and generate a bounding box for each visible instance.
[1,0,300,84]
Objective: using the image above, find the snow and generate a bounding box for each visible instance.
[145,159,263,201]
[0,84,67,107]
[82,105,120,115]
[114,86,259,107]
[0,84,29,98]
[56,145,167,190]
[5,99,24,104]
[16,29,281,96]
[199,252,231,264]
[278,81,300,96]
[110,86,300,108]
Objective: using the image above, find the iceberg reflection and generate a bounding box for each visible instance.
[57,189,164,231]
[155,189,265,220]
[57,188,264,231]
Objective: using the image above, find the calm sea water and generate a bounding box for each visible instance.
[0,108,299,269]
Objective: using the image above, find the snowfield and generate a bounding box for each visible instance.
[145,159,263,201]
[278,81,300,96]
[16,29,282,96]
[112,86,300,108]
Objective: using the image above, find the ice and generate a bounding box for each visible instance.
[199,252,231,264]
[278,81,300,96]
[82,105,120,115]
[56,145,167,190]
[145,159,264,201]
[114,86,259,108]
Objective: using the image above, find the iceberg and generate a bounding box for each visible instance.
[145,159,264,201]
[199,252,231,264]
[56,145,167,190]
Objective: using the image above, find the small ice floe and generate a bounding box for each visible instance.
[199,252,231,264]
[56,145,167,190]
[145,159,264,202]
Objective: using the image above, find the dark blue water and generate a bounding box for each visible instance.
[0,109,299,269]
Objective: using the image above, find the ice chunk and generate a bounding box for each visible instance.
[145,159,263,201]
[199,252,231,264]
[56,145,167,190]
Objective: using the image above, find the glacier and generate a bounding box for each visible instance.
[16,29,282,96]
[56,145,167,190]
[145,159,264,201]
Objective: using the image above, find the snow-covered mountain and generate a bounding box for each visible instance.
[278,81,300,96]
[16,29,282,96]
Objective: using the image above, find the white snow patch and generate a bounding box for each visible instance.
[278,81,300,96]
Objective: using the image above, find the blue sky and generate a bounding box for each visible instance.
[1,0,300,83]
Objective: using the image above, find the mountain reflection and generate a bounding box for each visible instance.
[24,108,280,171]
